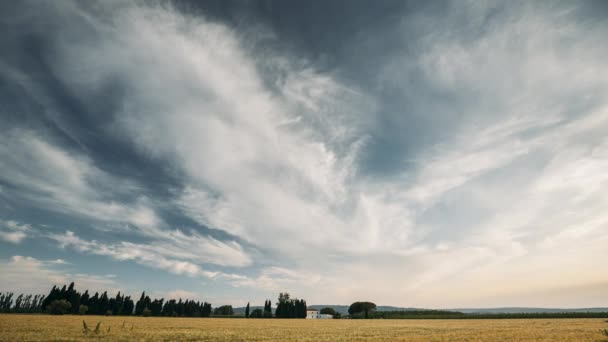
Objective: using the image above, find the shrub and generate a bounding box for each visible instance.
[48,300,71,315]
[213,305,234,316]
[142,308,151,317]
[105,310,112,316]
[250,309,263,318]
[78,305,88,315]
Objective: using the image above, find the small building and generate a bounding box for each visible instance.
[306,309,333,319]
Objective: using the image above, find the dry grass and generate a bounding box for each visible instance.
[0,314,607,341]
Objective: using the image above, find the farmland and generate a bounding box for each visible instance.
[0,315,606,341]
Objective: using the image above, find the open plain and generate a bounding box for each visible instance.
[1,315,607,341]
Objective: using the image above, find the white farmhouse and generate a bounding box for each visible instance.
[306,309,333,319]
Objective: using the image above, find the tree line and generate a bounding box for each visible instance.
[133,291,212,317]
[0,293,46,313]
[2,283,213,317]
[43,283,136,315]
[1,283,311,319]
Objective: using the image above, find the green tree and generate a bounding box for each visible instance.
[348,302,376,319]
[48,299,72,315]
[250,308,263,318]
[78,304,88,315]
[320,307,336,315]
[135,292,146,315]
[213,305,234,316]
[245,302,250,318]
[263,300,272,317]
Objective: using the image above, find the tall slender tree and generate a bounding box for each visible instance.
[135,291,146,315]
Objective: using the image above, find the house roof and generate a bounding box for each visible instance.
[306,308,319,312]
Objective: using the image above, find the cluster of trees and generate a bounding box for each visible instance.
[0,293,46,313]
[133,292,213,317]
[275,292,307,318]
[1,284,312,319]
[6,283,215,317]
[243,293,308,319]
[264,299,273,317]
[43,283,135,315]
[247,299,273,318]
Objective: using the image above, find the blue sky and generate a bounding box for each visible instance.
[1,0,608,308]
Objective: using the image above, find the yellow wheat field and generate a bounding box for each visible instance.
[0,315,607,341]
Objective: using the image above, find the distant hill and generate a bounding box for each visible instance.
[233,306,264,316]
[234,304,608,315]
[306,305,420,315]
[448,307,608,314]
[234,305,428,316]
[232,305,608,316]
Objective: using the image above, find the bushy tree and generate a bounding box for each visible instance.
[348,302,376,319]
[79,305,88,315]
[250,308,264,318]
[213,305,234,316]
[48,299,72,315]
[320,307,336,315]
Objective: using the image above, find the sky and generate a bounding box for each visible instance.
[1,0,607,309]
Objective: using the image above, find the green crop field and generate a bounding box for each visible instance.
[0,315,607,341]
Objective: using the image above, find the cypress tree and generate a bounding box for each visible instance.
[123,296,134,315]
[59,285,67,298]
[81,290,90,308]
[41,286,58,309]
[99,291,109,315]
[135,291,146,315]
[245,302,250,318]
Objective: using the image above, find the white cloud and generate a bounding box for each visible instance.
[0,220,31,244]
[50,230,250,276]
[0,129,159,229]
[0,129,251,270]
[0,255,118,295]
[44,2,381,260]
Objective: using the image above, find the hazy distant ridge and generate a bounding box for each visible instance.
[235,305,608,316]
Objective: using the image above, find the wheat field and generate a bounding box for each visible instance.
[0,315,607,341]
